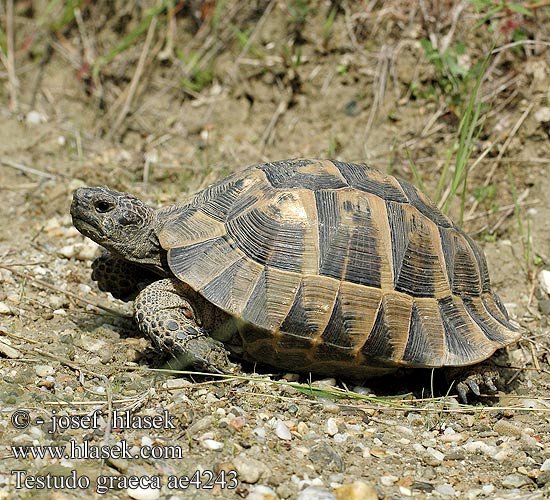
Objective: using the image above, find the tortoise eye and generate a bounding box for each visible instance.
[94,200,113,213]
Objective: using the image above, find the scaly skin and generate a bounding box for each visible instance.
[134,278,238,373]
[91,251,159,301]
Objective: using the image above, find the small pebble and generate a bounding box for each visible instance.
[0,339,21,358]
[501,473,532,488]
[534,107,550,123]
[434,483,457,497]
[233,455,270,483]
[297,486,337,500]
[247,485,279,500]
[201,439,224,450]
[539,269,550,295]
[325,417,338,437]
[494,419,522,437]
[380,475,398,486]
[541,458,550,472]
[26,110,46,124]
[127,486,160,500]
[334,480,378,500]
[35,364,55,377]
[0,302,13,315]
[273,419,292,440]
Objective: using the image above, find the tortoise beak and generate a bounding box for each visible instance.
[71,187,116,240]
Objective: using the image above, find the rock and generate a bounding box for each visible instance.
[334,480,378,499]
[325,417,338,436]
[309,443,344,473]
[539,269,550,295]
[434,483,457,497]
[35,364,55,377]
[0,339,21,358]
[0,301,14,315]
[538,298,550,315]
[127,486,160,500]
[534,107,550,123]
[426,447,445,463]
[187,415,213,436]
[493,419,522,437]
[297,486,337,500]
[247,485,279,500]
[541,458,550,472]
[380,475,398,486]
[233,455,270,483]
[201,439,223,450]
[501,473,532,488]
[273,419,292,440]
[26,110,47,124]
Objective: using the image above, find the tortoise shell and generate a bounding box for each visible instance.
[156,159,519,373]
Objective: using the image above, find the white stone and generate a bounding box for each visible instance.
[0,302,13,314]
[426,447,445,463]
[297,486,336,500]
[325,417,338,436]
[233,455,270,483]
[380,475,398,486]
[541,458,550,472]
[435,483,457,496]
[34,365,55,377]
[202,439,224,450]
[26,110,46,124]
[247,485,279,500]
[273,419,292,440]
[333,433,348,444]
[539,269,550,295]
[127,487,160,500]
[534,107,550,123]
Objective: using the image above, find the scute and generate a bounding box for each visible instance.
[160,158,520,370]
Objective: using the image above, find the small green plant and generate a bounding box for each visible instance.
[326,135,339,157]
[472,184,497,204]
[322,6,338,46]
[419,39,474,108]
[435,51,492,222]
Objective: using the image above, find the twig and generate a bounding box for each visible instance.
[235,0,276,64]
[364,45,390,140]
[0,158,56,179]
[260,97,288,148]
[106,16,158,141]
[488,188,529,234]
[6,0,18,111]
[492,40,550,54]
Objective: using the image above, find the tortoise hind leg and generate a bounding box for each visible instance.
[134,278,236,373]
[91,251,158,301]
[446,363,500,403]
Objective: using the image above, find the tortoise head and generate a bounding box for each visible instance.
[71,187,163,267]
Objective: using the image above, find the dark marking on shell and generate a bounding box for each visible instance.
[331,160,408,202]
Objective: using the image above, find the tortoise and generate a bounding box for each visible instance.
[71,159,520,400]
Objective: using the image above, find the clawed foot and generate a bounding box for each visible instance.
[448,366,500,403]
[170,331,238,375]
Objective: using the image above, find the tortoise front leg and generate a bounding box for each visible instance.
[134,278,236,373]
[91,251,158,301]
